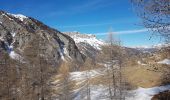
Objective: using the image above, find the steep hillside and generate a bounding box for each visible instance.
[0,11,85,65]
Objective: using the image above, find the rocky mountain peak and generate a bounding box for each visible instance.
[65,31,96,39]
[64,31,105,59]
[64,32,105,50]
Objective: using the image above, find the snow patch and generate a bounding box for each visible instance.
[7,43,21,60]
[158,59,170,65]
[74,85,109,100]
[11,32,16,37]
[70,68,106,81]
[9,51,20,60]
[137,61,147,65]
[7,13,27,21]
[2,34,22,61]
[2,13,13,21]
[127,84,170,100]
[58,49,65,60]
[74,84,170,100]
[63,47,72,59]
[0,36,4,41]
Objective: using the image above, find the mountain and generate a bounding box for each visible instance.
[63,31,170,64]
[132,43,170,53]
[0,11,85,65]
[64,31,105,58]
[63,31,154,59]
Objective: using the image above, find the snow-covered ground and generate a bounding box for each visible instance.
[158,59,170,65]
[72,67,170,100]
[52,61,170,100]
[71,70,170,100]
[74,84,170,100]
[74,85,109,100]
[70,68,106,81]
[127,84,170,100]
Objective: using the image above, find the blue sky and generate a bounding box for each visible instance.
[0,0,162,47]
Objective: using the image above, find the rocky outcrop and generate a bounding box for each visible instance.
[0,10,85,64]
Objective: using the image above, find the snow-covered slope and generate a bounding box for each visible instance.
[158,59,170,65]
[127,84,170,100]
[7,13,28,21]
[64,32,105,50]
[52,66,170,100]
[64,32,106,58]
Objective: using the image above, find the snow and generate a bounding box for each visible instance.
[137,61,147,65]
[7,13,27,21]
[158,59,170,65]
[58,43,65,60]
[74,85,109,100]
[9,51,20,60]
[63,47,72,59]
[130,43,170,53]
[131,43,170,49]
[70,67,170,100]
[2,13,13,21]
[0,36,4,41]
[73,83,170,100]
[70,68,105,81]
[58,48,65,60]
[153,43,170,48]
[127,84,170,100]
[52,64,170,100]
[73,36,105,50]
[1,32,22,61]
[89,85,109,100]
[1,12,27,21]
[75,84,170,100]
[11,32,16,37]
[64,32,105,50]
[6,43,21,60]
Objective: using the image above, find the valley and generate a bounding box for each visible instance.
[0,10,170,100]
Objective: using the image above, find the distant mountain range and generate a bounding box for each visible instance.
[132,43,170,53]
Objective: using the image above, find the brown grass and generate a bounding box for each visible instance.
[123,65,163,88]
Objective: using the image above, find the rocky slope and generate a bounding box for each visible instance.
[0,11,85,65]
[64,31,105,58]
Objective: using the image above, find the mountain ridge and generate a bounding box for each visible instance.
[0,10,85,65]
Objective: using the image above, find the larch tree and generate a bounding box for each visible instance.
[131,0,170,43]
[106,28,126,100]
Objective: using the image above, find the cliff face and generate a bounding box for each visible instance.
[0,11,85,64]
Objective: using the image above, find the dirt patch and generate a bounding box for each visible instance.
[123,65,163,88]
